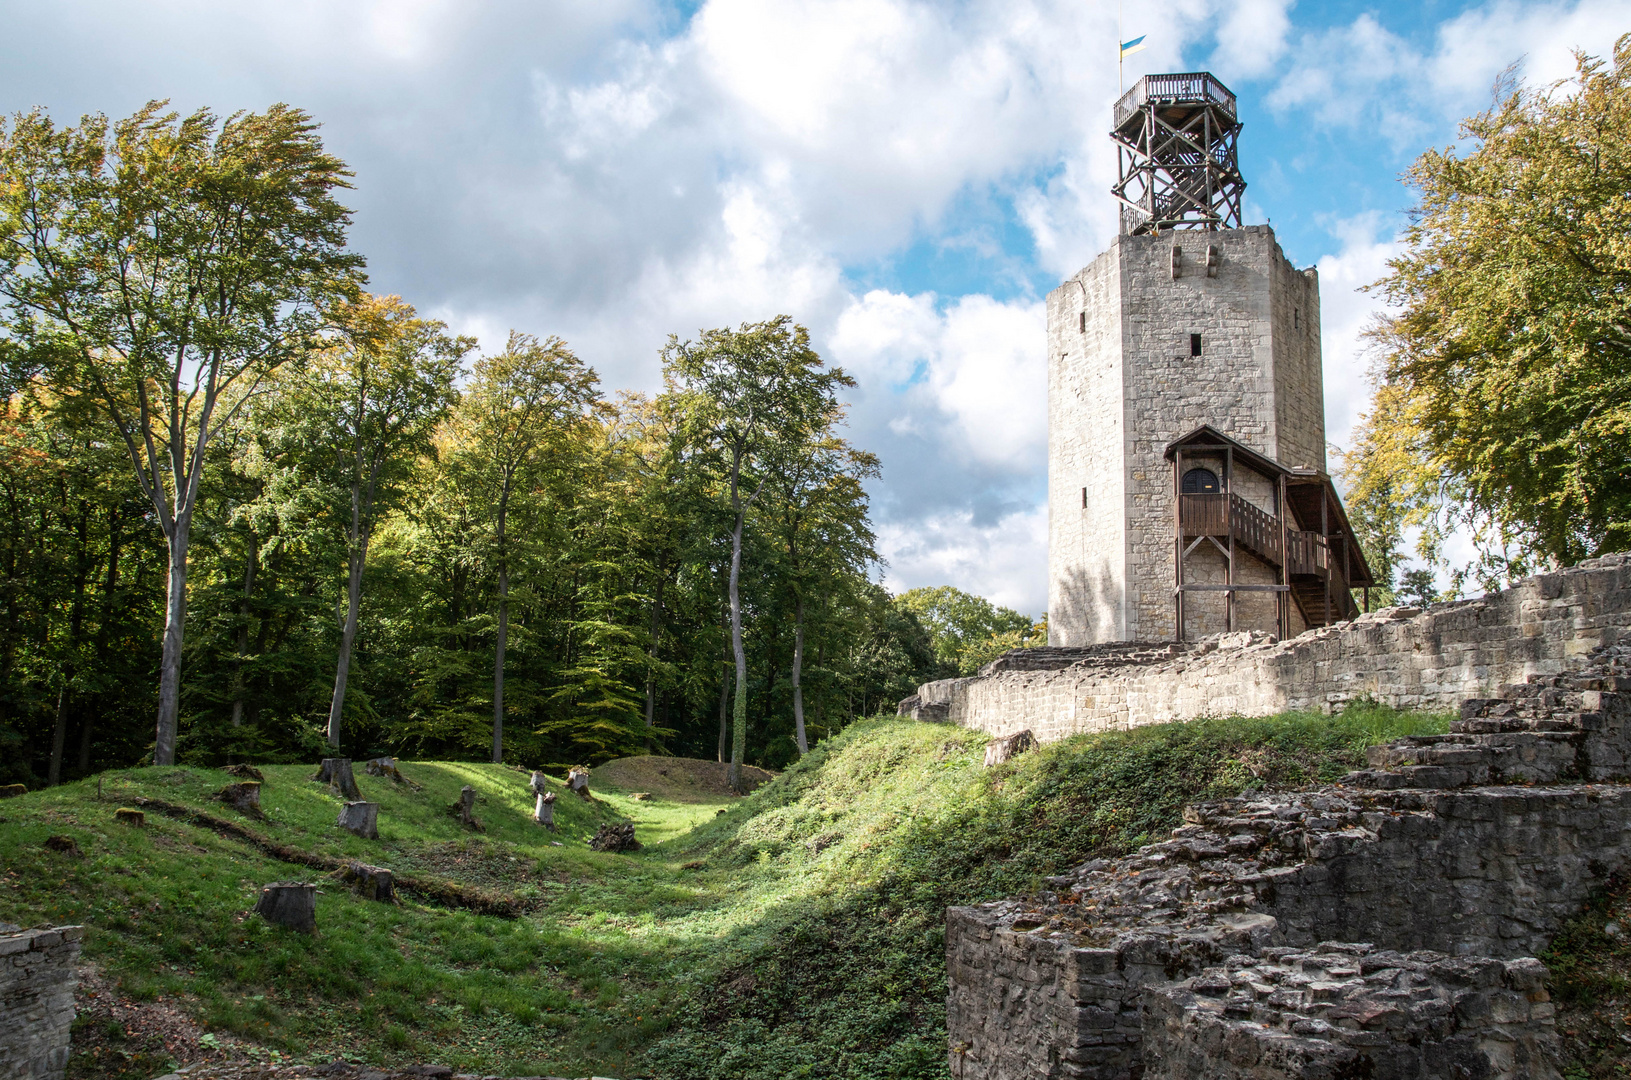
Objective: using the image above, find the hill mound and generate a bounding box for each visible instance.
[591,755,776,800]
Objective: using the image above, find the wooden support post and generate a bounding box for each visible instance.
[1277,474,1288,639]
[1321,490,1331,626]
[1173,450,1184,642]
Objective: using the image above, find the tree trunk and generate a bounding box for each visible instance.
[645,570,664,744]
[492,484,511,764]
[717,623,731,764]
[314,757,361,800]
[450,785,484,831]
[326,542,366,749]
[337,800,379,839]
[230,528,259,731]
[154,525,190,766]
[568,766,592,799]
[48,688,69,787]
[534,792,557,830]
[254,882,317,933]
[81,502,124,776]
[792,596,808,754]
[728,453,748,792]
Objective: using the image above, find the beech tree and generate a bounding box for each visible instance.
[1345,37,1631,588]
[0,102,362,764]
[664,316,852,788]
[451,332,600,764]
[277,295,469,749]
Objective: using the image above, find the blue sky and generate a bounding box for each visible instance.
[1,0,1626,615]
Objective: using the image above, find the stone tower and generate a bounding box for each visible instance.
[1047,73,1359,645]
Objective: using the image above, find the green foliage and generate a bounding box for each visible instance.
[0,706,1446,1078]
[1344,36,1631,589]
[895,585,1041,675]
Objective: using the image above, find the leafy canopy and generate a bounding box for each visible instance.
[1343,36,1631,589]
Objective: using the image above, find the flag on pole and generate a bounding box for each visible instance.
[1119,34,1147,58]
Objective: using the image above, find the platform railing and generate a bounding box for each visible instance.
[1114,72,1238,128]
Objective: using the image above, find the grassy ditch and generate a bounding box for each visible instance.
[0,705,1448,1079]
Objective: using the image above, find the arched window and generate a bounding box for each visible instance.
[1182,468,1219,495]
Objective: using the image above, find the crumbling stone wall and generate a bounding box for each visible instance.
[912,554,1631,744]
[0,924,84,1080]
[946,636,1631,1079]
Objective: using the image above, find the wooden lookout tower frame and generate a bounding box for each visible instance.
[1166,426,1374,642]
[1111,72,1246,236]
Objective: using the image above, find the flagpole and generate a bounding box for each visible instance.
[1118,0,1123,94]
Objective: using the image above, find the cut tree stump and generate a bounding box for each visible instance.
[338,862,395,903]
[631,792,652,801]
[113,807,145,826]
[567,766,592,800]
[313,757,362,800]
[43,835,81,856]
[337,800,379,839]
[448,785,484,832]
[983,729,1037,767]
[215,781,264,819]
[364,756,418,788]
[221,763,264,781]
[253,882,317,933]
[1,783,28,798]
[534,791,558,830]
[588,822,640,852]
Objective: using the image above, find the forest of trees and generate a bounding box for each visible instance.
[0,102,1050,788]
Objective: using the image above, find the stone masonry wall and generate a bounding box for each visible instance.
[933,554,1631,744]
[1047,225,1325,647]
[0,924,84,1080]
[945,632,1631,1079]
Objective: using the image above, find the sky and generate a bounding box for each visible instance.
[1,0,1626,616]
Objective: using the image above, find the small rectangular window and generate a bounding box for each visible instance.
[1078,311,1086,333]
[1293,307,1300,329]
[1190,333,1202,357]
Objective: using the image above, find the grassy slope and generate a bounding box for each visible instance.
[0,706,1450,1079]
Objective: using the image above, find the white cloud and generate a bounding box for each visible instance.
[876,504,1049,616]
[1315,212,1401,456]
[1210,0,1296,79]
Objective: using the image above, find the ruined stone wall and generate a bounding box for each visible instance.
[938,555,1631,743]
[0,925,83,1080]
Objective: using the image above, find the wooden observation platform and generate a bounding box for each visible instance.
[1111,72,1245,235]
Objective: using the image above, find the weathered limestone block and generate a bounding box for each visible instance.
[337,800,379,839]
[983,729,1036,767]
[567,766,592,799]
[1141,947,1561,1080]
[254,882,316,932]
[0,924,84,1080]
[215,780,263,818]
[313,757,362,800]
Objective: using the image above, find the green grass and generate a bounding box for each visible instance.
[0,703,1447,1079]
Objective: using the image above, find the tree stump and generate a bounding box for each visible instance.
[588,822,640,852]
[448,785,484,832]
[983,729,1037,767]
[43,835,81,856]
[215,781,264,819]
[364,756,418,788]
[567,766,592,800]
[631,792,652,801]
[253,882,316,933]
[337,801,379,839]
[338,862,395,903]
[0,783,28,799]
[221,763,264,781]
[313,757,362,800]
[534,790,557,830]
[113,807,144,826]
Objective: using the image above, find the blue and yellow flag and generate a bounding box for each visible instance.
[1119,35,1147,59]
